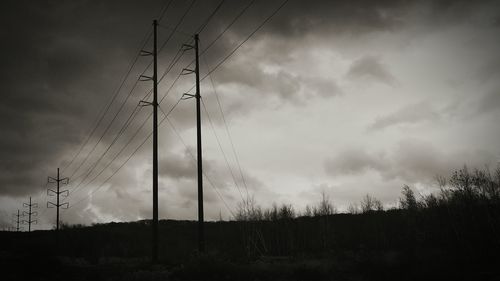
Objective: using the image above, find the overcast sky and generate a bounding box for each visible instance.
[1,0,499,230]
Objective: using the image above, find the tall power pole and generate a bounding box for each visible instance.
[194,34,205,253]
[139,19,159,263]
[13,210,22,232]
[22,197,38,232]
[47,168,69,231]
[152,18,159,263]
[181,34,205,253]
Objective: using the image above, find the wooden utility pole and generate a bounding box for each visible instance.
[139,19,159,263]
[22,197,38,232]
[194,34,205,253]
[181,34,205,253]
[152,18,159,263]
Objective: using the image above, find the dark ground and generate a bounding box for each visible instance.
[1,205,499,281]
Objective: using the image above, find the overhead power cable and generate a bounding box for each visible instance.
[60,29,153,176]
[64,1,197,185]
[185,0,289,93]
[200,98,245,202]
[162,111,236,219]
[196,0,226,34]
[203,56,250,197]
[65,0,273,212]
[158,0,174,23]
[70,97,183,209]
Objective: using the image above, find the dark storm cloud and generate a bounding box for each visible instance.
[241,0,500,40]
[0,0,168,196]
[1,0,499,225]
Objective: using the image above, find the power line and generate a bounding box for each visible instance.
[199,0,256,55]
[196,0,226,34]
[163,115,236,219]
[72,109,151,202]
[63,1,195,181]
[176,0,256,76]
[153,0,257,116]
[66,38,192,203]
[65,105,142,199]
[158,0,197,52]
[185,0,289,93]
[64,0,265,214]
[70,97,184,209]
[200,98,245,202]
[65,0,249,187]
[64,2,198,189]
[203,56,250,197]
[61,29,153,177]
[66,43,191,202]
[157,0,174,23]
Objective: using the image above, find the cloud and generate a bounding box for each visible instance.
[1,0,500,226]
[159,149,198,180]
[346,55,396,85]
[325,139,498,184]
[324,149,387,176]
[369,102,441,130]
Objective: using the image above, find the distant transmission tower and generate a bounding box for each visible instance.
[12,209,22,232]
[47,168,69,231]
[22,197,38,232]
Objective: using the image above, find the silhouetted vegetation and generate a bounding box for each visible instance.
[1,166,499,280]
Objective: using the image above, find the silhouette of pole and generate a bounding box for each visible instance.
[138,19,159,263]
[23,197,38,232]
[179,34,204,252]
[152,19,159,263]
[14,209,21,232]
[194,33,205,253]
[27,198,32,232]
[48,168,69,248]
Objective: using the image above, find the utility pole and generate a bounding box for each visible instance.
[22,197,38,232]
[181,34,205,253]
[139,19,159,263]
[47,168,69,231]
[194,34,205,253]
[13,210,22,232]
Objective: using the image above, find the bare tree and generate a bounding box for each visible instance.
[236,196,262,221]
[347,203,360,214]
[360,194,383,213]
[302,205,313,217]
[400,185,418,210]
[313,191,337,216]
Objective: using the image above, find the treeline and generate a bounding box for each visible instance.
[236,165,500,220]
[1,166,499,279]
[232,166,500,265]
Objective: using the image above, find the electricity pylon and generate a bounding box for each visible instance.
[22,197,38,232]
